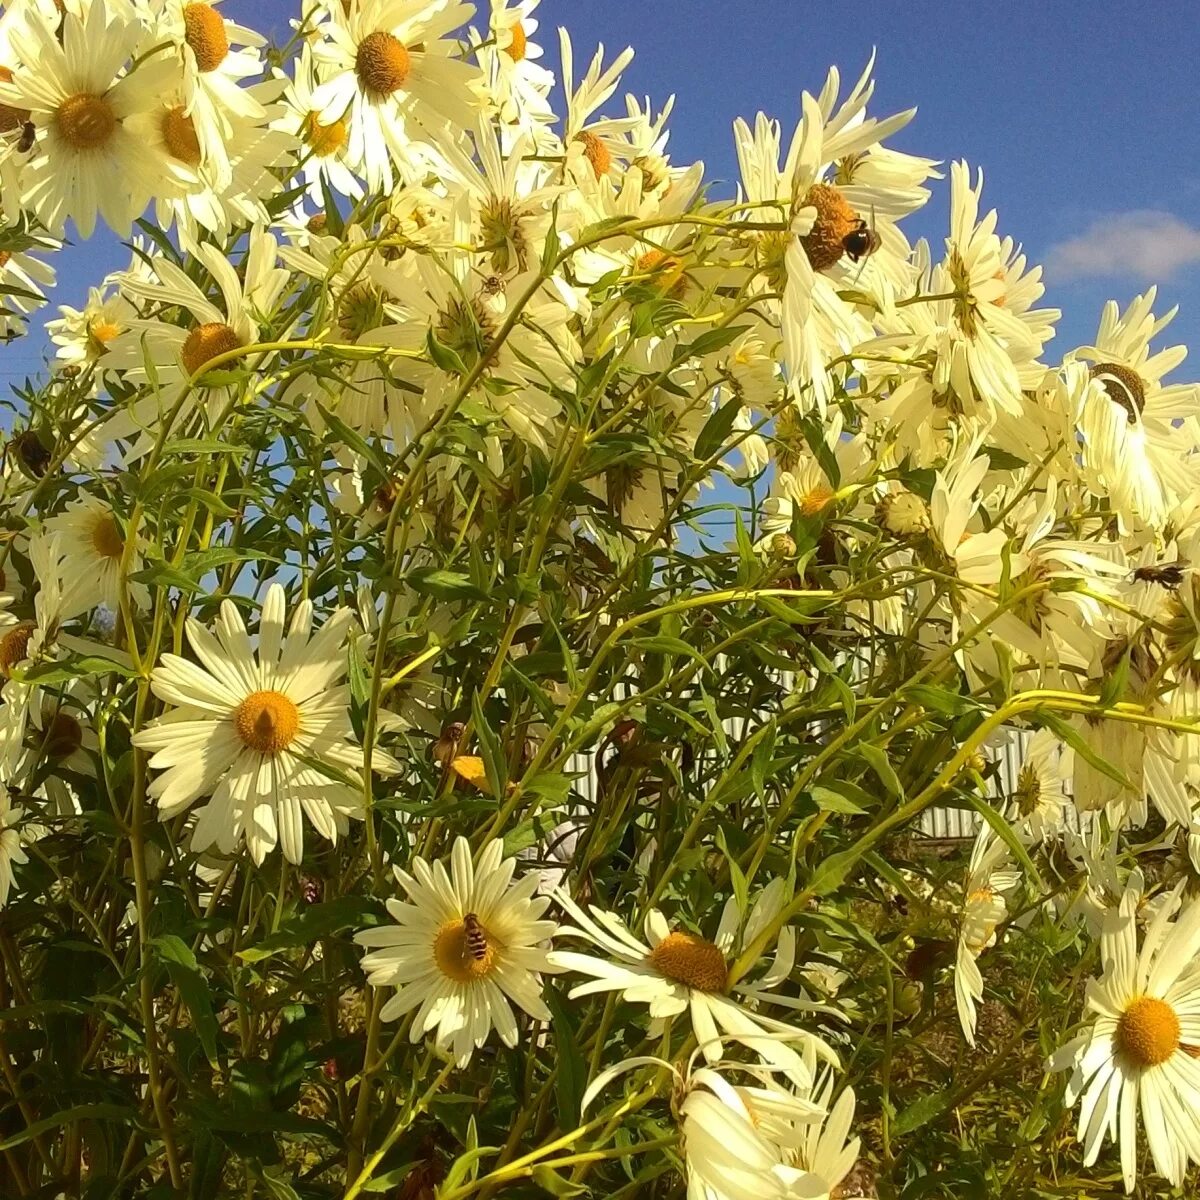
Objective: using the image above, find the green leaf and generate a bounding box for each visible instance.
[316,402,391,479]
[0,1104,145,1151]
[694,394,742,461]
[962,791,1043,890]
[807,847,860,897]
[681,324,750,359]
[426,328,469,378]
[502,811,561,857]
[403,567,487,602]
[532,1165,589,1196]
[750,723,777,800]
[544,986,587,1130]
[471,690,509,800]
[152,935,220,1068]
[237,896,385,963]
[893,1089,953,1135]
[856,743,904,799]
[808,785,867,816]
[714,826,749,916]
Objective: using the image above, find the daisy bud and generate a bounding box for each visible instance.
[876,491,931,538]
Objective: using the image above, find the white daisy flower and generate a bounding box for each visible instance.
[955,821,1020,1046]
[0,0,179,237]
[131,78,297,249]
[0,222,56,341]
[354,836,557,1067]
[275,44,363,203]
[1069,289,1200,531]
[1012,728,1073,844]
[0,786,31,907]
[477,0,554,141]
[365,195,574,453]
[47,283,138,371]
[777,1073,862,1199]
[101,224,288,455]
[310,0,482,193]
[680,1065,824,1200]
[147,0,270,190]
[1051,882,1200,1192]
[132,583,399,865]
[549,879,836,1083]
[43,494,147,618]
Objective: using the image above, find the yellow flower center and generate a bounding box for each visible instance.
[356,31,411,97]
[54,92,116,151]
[0,622,34,675]
[635,249,687,298]
[0,66,30,132]
[1090,362,1146,425]
[303,110,347,158]
[183,3,229,73]
[307,212,328,234]
[433,915,497,983]
[42,710,83,759]
[574,131,610,178]
[0,251,9,267]
[799,484,834,517]
[90,511,124,561]
[233,689,300,754]
[87,317,121,357]
[161,105,201,166]
[799,183,860,272]
[505,22,527,61]
[648,931,728,993]
[1117,996,1180,1067]
[180,321,242,377]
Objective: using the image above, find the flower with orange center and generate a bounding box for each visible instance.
[505,22,527,61]
[0,622,34,676]
[634,249,688,299]
[182,3,229,73]
[133,583,399,865]
[550,880,836,1083]
[356,837,558,1067]
[0,1,179,238]
[160,105,202,167]
[54,93,116,151]
[1051,884,1200,1192]
[303,110,348,158]
[44,494,147,618]
[180,321,243,377]
[355,30,410,96]
[574,130,611,178]
[308,0,483,193]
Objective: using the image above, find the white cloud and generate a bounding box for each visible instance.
[1045,210,1200,282]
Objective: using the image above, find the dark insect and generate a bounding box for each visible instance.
[9,430,52,478]
[16,121,35,154]
[1133,564,1186,589]
[463,912,488,960]
[842,218,881,263]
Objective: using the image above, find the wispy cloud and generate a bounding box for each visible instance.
[1045,210,1200,282]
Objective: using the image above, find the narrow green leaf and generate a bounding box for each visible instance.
[543,986,586,1129]
[471,690,509,800]
[694,394,742,461]
[152,934,220,1067]
[856,743,904,799]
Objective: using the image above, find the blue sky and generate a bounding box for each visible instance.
[6,0,1200,392]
